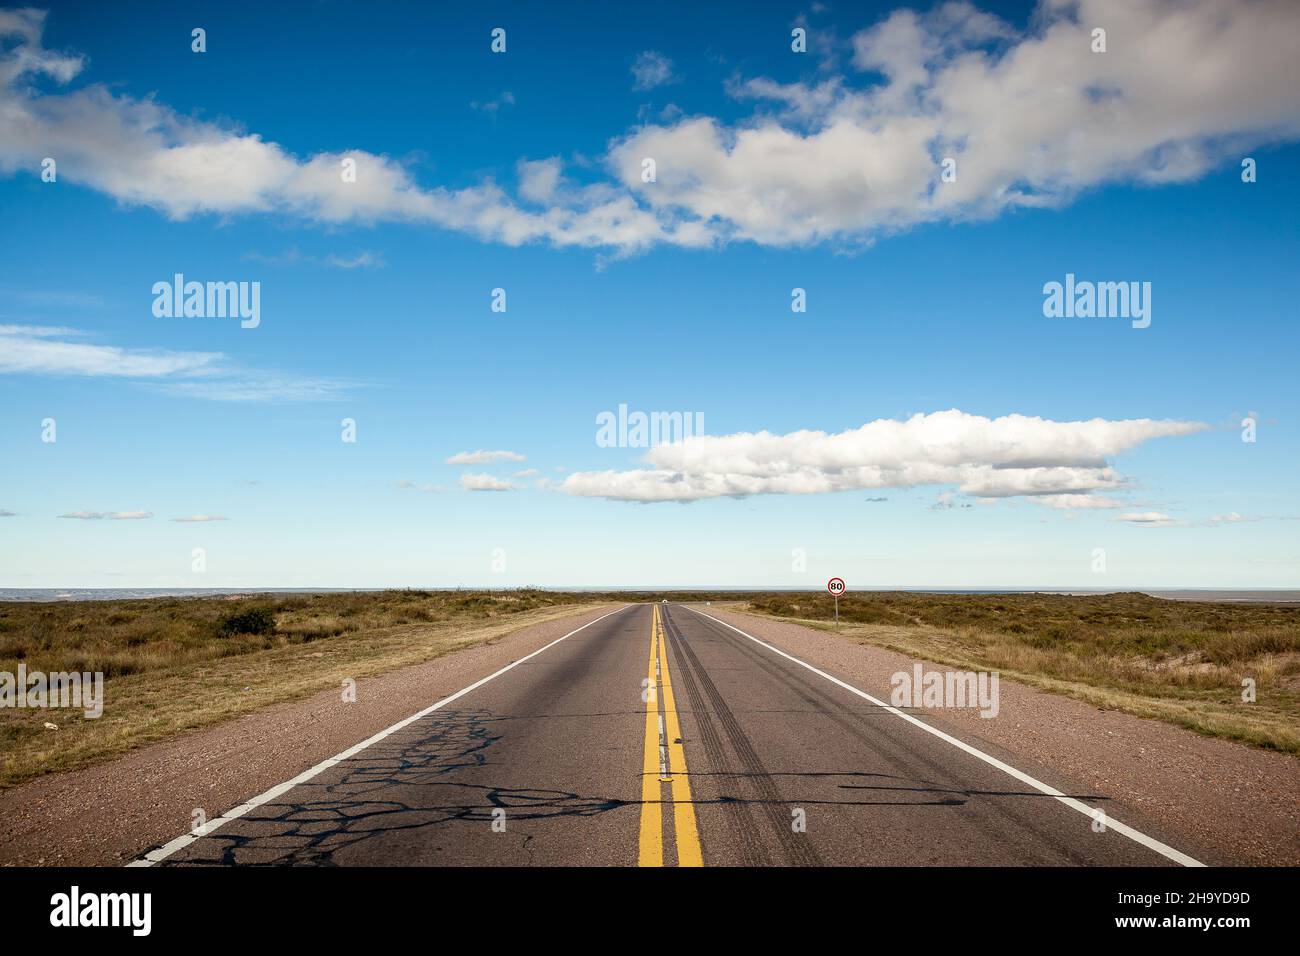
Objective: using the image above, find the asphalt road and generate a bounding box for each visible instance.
[148,603,1192,866]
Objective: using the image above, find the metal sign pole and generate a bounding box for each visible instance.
[827,578,845,629]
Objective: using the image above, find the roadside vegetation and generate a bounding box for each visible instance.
[740,591,1300,755]
[3,588,1295,786]
[0,590,609,787]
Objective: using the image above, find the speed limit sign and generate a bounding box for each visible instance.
[827,577,845,626]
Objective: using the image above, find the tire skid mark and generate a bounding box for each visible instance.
[684,610,1152,866]
[659,612,769,866]
[663,607,822,867]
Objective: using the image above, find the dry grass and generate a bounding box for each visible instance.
[0,590,609,787]
[6,588,1296,786]
[742,591,1300,755]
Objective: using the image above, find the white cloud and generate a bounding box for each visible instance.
[3,2,1296,253]
[631,51,678,91]
[0,509,16,517]
[445,449,526,465]
[324,250,385,269]
[459,473,515,492]
[517,158,562,203]
[0,325,347,401]
[1110,510,1299,528]
[609,0,1300,246]
[156,376,347,402]
[1202,512,1299,527]
[0,324,220,377]
[0,8,82,85]
[243,248,385,269]
[170,514,227,522]
[1032,494,1125,510]
[726,76,846,122]
[59,510,153,520]
[0,16,688,254]
[1118,511,1178,527]
[560,409,1206,503]
[1207,511,1246,525]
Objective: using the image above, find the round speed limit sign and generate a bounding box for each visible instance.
[827,577,846,596]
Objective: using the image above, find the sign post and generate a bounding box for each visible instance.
[827,577,846,627]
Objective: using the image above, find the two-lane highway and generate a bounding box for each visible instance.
[137,603,1199,866]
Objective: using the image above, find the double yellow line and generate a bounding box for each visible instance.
[638,604,703,866]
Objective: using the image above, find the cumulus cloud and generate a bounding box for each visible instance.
[560,409,1206,503]
[609,0,1300,246]
[0,13,691,254]
[3,2,1295,253]
[459,473,515,492]
[631,51,678,91]
[0,325,347,401]
[445,449,526,465]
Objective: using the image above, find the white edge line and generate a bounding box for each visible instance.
[683,605,1205,868]
[127,604,635,867]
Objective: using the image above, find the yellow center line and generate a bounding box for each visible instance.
[637,604,703,867]
[638,606,664,866]
[658,607,703,866]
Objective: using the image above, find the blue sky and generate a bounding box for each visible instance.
[2,0,1298,588]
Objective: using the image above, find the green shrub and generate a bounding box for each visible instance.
[219,607,276,637]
